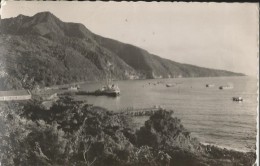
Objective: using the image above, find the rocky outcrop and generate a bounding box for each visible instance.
[135,109,256,166]
[136,110,201,152]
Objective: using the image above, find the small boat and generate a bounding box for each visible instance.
[219,85,233,90]
[233,97,243,102]
[206,84,215,87]
[95,84,120,97]
[166,84,173,87]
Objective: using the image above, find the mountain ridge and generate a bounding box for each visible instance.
[0,12,244,90]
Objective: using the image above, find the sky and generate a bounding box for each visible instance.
[1,1,259,76]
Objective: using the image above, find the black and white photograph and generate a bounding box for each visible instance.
[0,1,258,166]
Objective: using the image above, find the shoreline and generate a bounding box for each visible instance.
[122,107,256,155]
[36,75,251,89]
[0,98,256,165]
[130,113,256,154]
[200,142,255,153]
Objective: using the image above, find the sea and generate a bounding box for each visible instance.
[74,76,258,152]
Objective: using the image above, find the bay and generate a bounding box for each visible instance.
[75,76,258,152]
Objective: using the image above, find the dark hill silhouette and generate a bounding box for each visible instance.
[0,12,244,90]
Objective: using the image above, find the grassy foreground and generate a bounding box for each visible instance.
[0,97,256,166]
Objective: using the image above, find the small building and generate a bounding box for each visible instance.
[0,90,31,101]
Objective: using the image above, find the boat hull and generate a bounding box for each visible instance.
[166,84,173,87]
[219,86,233,90]
[233,97,243,102]
[206,84,215,87]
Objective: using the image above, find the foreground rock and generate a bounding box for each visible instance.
[0,97,256,166]
[135,109,256,166]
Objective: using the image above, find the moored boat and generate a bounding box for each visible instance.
[93,60,120,97]
[219,85,233,90]
[166,84,173,87]
[233,97,243,102]
[206,84,215,87]
[95,84,120,97]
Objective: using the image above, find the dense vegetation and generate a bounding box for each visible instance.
[0,97,255,166]
[0,12,244,90]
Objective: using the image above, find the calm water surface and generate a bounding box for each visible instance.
[75,76,257,152]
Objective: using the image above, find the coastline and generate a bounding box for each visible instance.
[32,76,257,157]
[0,6,257,166]
[131,116,256,154]
[132,116,256,154]
[25,75,251,92]
[200,142,256,153]
[0,98,256,165]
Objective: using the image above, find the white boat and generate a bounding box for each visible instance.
[219,85,233,90]
[233,97,243,102]
[206,84,215,87]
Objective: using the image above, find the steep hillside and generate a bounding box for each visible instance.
[0,11,244,90]
[95,35,244,78]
